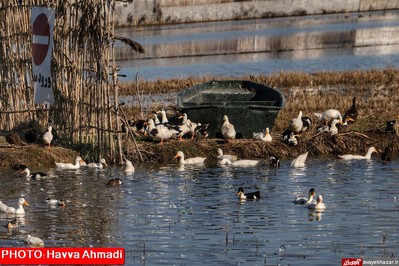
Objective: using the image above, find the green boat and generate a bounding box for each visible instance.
[177,80,285,139]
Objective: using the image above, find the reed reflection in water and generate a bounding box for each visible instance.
[0,157,398,265]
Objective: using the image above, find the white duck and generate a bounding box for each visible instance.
[158,110,169,124]
[43,126,53,147]
[219,158,259,167]
[147,118,179,145]
[124,158,135,173]
[24,235,44,246]
[288,111,303,134]
[291,152,309,167]
[307,195,326,211]
[338,147,379,160]
[253,127,272,142]
[329,119,340,136]
[174,151,206,165]
[216,148,237,161]
[294,188,316,205]
[0,198,29,215]
[320,109,343,126]
[221,115,236,140]
[55,156,84,169]
[177,115,193,140]
[87,158,108,168]
[21,168,47,179]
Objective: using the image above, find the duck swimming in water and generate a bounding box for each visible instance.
[0,198,29,215]
[294,188,316,205]
[338,147,379,160]
[236,187,260,200]
[21,168,47,179]
[307,195,326,211]
[174,151,206,165]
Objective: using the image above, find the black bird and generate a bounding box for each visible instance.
[385,120,396,133]
[343,97,358,125]
[6,133,25,146]
[381,144,393,164]
[269,155,280,168]
[12,164,28,170]
[236,187,260,200]
[24,128,37,144]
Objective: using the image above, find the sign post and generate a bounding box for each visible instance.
[31,7,55,105]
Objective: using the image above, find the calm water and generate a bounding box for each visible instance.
[115,11,399,82]
[1,156,398,265]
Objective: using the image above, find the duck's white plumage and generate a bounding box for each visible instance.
[253,127,272,142]
[220,158,259,167]
[55,156,83,169]
[221,115,236,140]
[320,109,342,125]
[24,235,44,246]
[148,118,179,144]
[0,198,29,214]
[175,151,206,165]
[338,147,378,160]
[87,158,107,168]
[124,158,135,173]
[307,195,326,210]
[21,168,47,179]
[288,111,303,133]
[216,148,237,161]
[43,126,53,147]
[291,152,309,167]
[329,119,340,135]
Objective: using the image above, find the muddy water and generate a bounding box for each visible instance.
[114,11,399,81]
[0,156,398,265]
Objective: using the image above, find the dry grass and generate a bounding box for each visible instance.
[119,68,399,133]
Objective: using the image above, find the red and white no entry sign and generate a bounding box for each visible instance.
[32,13,50,66]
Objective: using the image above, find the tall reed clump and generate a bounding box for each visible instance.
[0,0,143,162]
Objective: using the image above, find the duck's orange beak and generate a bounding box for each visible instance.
[174,154,179,159]
[23,201,29,206]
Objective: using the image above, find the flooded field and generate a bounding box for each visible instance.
[114,11,399,81]
[0,156,398,265]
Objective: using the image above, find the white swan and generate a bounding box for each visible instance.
[221,115,236,140]
[307,195,326,210]
[0,198,29,214]
[21,168,47,179]
[124,158,135,173]
[55,156,84,169]
[288,111,303,133]
[291,152,309,167]
[253,127,272,142]
[216,148,237,161]
[338,147,379,160]
[43,126,53,147]
[87,158,107,168]
[294,188,316,204]
[174,151,206,165]
[220,158,259,167]
[24,235,44,246]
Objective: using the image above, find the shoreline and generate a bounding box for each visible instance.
[1,69,398,167]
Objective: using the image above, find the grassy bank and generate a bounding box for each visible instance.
[116,68,399,163]
[1,68,398,167]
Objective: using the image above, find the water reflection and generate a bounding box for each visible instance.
[0,157,398,265]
